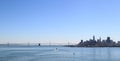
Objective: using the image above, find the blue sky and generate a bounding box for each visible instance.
[0,0,120,44]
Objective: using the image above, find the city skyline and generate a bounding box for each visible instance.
[76,36,120,47]
[0,0,120,43]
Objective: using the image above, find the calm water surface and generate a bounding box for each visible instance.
[0,46,120,61]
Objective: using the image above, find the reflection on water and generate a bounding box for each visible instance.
[0,46,120,61]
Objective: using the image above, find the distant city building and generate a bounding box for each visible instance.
[93,36,95,41]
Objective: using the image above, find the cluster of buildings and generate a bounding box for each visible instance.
[76,36,120,47]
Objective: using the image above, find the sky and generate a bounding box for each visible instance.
[0,0,120,44]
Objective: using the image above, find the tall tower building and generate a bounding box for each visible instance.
[93,36,95,41]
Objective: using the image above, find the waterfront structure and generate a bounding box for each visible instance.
[38,43,41,46]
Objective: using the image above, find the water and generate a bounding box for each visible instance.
[0,46,120,61]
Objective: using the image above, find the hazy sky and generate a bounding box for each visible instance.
[0,0,120,44]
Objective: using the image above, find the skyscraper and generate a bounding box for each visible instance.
[93,36,95,41]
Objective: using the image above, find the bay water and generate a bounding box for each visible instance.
[0,46,120,61]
